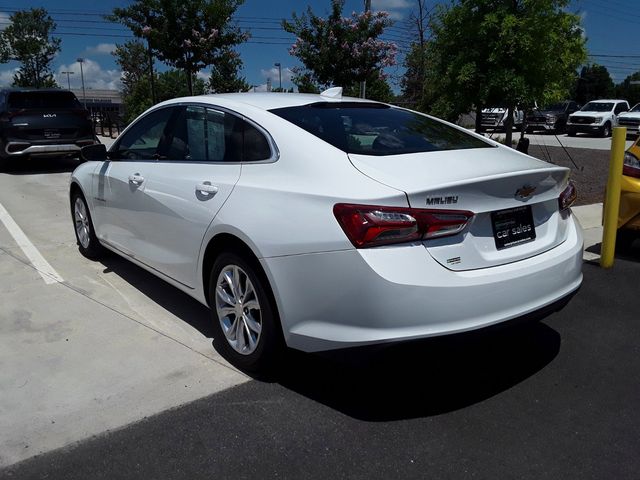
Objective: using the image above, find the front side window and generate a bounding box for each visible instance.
[271,103,491,156]
[114,107,175,160]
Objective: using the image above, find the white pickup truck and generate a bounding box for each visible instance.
[480,107,524,131]
[566,99,629,137]
[618,103,640,135]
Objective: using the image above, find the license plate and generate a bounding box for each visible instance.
[491,206,536,250]
[44,129,61,139]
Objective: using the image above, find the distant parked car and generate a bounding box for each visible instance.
[526,101,581,134]
[70,91,583,373]
[480,106,524,131]
[618,103,640,136]
[0,88,97,170]
[566,99,629,137]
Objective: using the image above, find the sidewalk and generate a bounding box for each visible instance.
[572,203,602,262]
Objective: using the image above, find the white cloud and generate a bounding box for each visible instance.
[372,0,411,8]
[56,59,122,90]
[260,66,293,85]
[252,83,269,92]
[371,0,411,19]
[0,68,18,86]
[84,43,117,56]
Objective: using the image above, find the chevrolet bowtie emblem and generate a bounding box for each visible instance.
[515,184,536,200]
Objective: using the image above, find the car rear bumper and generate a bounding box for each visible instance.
[263,215,583,352]
[4,139,97,157]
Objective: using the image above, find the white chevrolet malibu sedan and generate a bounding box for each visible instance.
[70,90,583,372]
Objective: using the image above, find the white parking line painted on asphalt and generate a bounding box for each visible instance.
[0,202,64,285]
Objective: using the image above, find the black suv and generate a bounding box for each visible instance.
[526,100,580,134]
[0,88,97,169]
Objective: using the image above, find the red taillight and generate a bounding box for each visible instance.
[623,151,640,178]
[558,181,577,211]
[333,203,474,248]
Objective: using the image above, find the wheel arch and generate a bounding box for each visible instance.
[201,232,276,310]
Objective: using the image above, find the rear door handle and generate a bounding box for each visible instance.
[128,174,144,185]
[196,182,219,195]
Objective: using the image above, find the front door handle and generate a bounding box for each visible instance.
[128,173,144,185]
[196,182,219,195]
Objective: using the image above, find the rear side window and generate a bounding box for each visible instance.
[271,103,491,156]
[7,91,82,110]
[160,105,272,162]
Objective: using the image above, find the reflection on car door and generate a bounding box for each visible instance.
[134,105,248,288]
[94,107,176,257]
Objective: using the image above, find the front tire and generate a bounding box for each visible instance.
[209,252,283,374]
[71,192,105,260]
[567,127,576,137]
[601,122,611,138]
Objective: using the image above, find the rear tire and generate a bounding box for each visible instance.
[71,192,105,260]
[209,251,283,375]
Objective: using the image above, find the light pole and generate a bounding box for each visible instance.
[61,71,74,90]
[361,0,371,99]
[274,62,282,91]
[76,58,86,108]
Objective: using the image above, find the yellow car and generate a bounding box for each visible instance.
[618,138,640,249]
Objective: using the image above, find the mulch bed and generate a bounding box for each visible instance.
[526,145,609,206]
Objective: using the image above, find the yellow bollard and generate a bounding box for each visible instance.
[600,126,627,268]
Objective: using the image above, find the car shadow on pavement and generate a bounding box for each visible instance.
[99,254,215,339]
[3,156,82,175]
[276,320,561,422]
[585,241,640,263]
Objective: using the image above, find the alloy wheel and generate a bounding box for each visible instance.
[215,265,262,355]
[74,197,91,249]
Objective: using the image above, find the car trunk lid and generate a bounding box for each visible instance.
[348,147,572,271]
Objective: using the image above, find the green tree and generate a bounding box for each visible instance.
[616,72,640,108]
[109,0,248,95]
[113,41,152,96]
[572,64,615,105]
[2,8,61,88]
[400,0,430,108]
[207,49,249,93]
[283,0,396,95]
[122,69,206,123]
[345,72,394,102]
[423,0,586,145]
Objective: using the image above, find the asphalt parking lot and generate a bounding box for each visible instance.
[1,153,639,478]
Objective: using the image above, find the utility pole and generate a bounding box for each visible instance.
[76,58,86,108]
[361,0,371,98]
[61,71,74,90]
[147,40,157,104]
[274,62,282,91]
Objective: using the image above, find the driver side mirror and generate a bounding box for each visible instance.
[81,143,108,161]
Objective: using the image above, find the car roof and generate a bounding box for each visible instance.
[158,92,380,111]
[587,99,628,103]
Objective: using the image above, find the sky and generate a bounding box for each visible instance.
[0,0,638,93]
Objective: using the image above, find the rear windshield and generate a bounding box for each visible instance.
[7,91,82,110]
[581,102,614,112]
[270,103,492,156]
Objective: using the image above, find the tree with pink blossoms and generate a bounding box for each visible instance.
[283,0,397,96]
[109,0,249,95]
